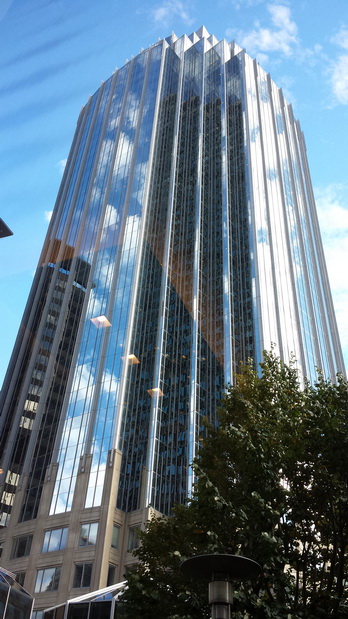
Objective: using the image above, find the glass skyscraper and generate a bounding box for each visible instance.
[0,27,345,612]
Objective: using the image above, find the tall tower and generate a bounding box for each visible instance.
[0,28,345,613]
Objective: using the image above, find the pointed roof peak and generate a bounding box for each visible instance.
[195,25,210,39]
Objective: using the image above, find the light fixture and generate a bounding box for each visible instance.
[90,315,111,328]
[181,554,261,619]
[147,387,164,397]
[0,218,13,238]
[122,354,140,364]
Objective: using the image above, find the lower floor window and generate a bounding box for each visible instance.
[15,572,26,587]
[11,534,33,558]
[35,567,61,592]
[107,564,117,586]
[127,526,140,552]
[73,563,92,588]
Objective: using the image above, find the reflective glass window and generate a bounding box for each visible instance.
[11,535,33,559]
[72,564,92,589]
[66,603,89,619]
[35,567,61,592]
[78,522,98,546]
[15,572,26,586]
[90,602,111,619]
[43,607,65,619]
[127,527,139,552]
[107,565,117,586]
[111,525,119,549]
[7,586,33,618]
[42,528,68,552]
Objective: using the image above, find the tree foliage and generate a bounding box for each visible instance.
[120,353,348,618]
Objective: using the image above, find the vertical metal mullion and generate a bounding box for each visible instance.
[187,43,205,498]
[114,44,166,472]
[252,60,283,358]
[144,44,184,508]
[278,98,307,376]
[39,100,92,267]
[285,109,318,378]
[241,51,263,368]
[22,78,119,487]
[220,45,233,384]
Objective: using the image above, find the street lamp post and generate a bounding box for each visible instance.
[180,554,261,619]
[0,218,13,238]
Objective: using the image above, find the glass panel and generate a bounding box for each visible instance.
[41,571,54,593]
[6,587,33,619]
[42,528,68,552]
[73,564,92,589]
[45,567,60,592]
[82,564,92,588]
[90,601,111,619]
[111,525,119,549]
[42,531,49,553]
[15,573,26,587]
[79,525,89,546]
[127,528,139,552]
[107,565,117,587]
[11,535,32,559]
[67,603,89,619]
[88,522,98,545]
[47,529,61,552]
[0,581,9,619]
[79,523,98,546]
[73,565,83,589]
[35,568,60,593]
[60,527,68,550]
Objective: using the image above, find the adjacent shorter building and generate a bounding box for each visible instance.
[0,27,345,616]
[0,566,34,618]
[43,581,126,619]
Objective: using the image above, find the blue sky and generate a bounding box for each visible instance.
[0,0,347,384]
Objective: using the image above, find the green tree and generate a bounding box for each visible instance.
[120,352,348,618]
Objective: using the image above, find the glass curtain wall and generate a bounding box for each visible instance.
[0,30,344,530]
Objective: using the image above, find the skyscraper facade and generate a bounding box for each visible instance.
[0,27,345,613]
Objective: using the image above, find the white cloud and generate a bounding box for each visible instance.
[103,203,119,231]
[331,26,348,50]
[231,0,265,8]
[86,287,104,320]
[331,55,348,105]
[316,191,348,239]
[152,0,193,26]
[296,43,325,67]
[330,27,348,105]
[330,55,348,104]
[226,3,299,61]
[57,158,67,174]
[44,210,53,222]
[315,184,348,367]
[268,4,296,34]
